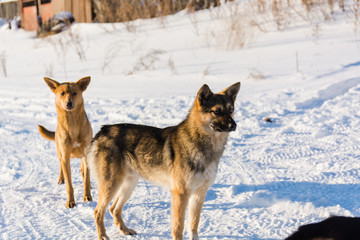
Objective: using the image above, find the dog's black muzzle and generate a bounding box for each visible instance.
[211,118,237,132]
[228,119,237,132]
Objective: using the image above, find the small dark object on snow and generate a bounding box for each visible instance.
[263,117,273,123]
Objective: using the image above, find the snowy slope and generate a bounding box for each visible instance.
[1,2,360,240]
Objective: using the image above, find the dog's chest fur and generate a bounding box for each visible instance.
[57,110,87,140]
[185,132,228,190]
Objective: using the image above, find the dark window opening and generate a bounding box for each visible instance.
[41,0,51,4]
[23,0,35,7]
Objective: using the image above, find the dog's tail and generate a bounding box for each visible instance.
[38,125,55,141]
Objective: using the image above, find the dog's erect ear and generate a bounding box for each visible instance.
[43,77,60,92]
[222,82,241,102]
[196,84,213,107]
[76,76,91,92]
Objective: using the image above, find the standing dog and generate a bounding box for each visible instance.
[87,82,240,240]
[38,76,93,208]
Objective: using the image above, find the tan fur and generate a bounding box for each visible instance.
[38,76,93,208]
[87,82,240,239]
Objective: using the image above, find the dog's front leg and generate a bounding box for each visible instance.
[188,188,207,240]
[61,155,75,208]
[171,189,189,240]
[58,143,75,208]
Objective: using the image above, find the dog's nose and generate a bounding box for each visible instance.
[67,101,73,109]
[228,120,236,131]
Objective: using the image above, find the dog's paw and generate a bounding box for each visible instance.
[65,201,76,208]
[120,228,137,235]
[84,195,93,202]
[58,179,65,184]
[190,232,199,240]
[100,235,109,240]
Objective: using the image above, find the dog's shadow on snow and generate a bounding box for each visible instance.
[206,181,360,212]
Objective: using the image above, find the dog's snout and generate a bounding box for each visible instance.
[228,119,236,131]
[67,101,73,109]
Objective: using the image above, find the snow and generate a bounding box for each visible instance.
[1,2,360,239]
[0,0,17,3]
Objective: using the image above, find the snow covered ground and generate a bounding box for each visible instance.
[1,2,360,239]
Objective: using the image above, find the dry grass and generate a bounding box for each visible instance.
[186,0,221,12]
[43,62,54,77]
[45,34,69,78]
[202,2,255,50]
[224,3,250,49]
[351,0,360,35]
[92,0,360,52]
[0,51,7,78]
[247,68,265,80]
[188,11,200,35]
[168,55,178,75]
[252,0,337,31]
[93,0,187,24]
[38,0,360,79]
[67,25,87,61]
[197,0,359,50]
[126,49,165,75]
[44,24,87,78]
[102,44,121,74]
[202,64,210,77]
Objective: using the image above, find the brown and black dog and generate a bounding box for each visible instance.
[38,76,92,208]
[87,82,240,240]
[285,216,360,240]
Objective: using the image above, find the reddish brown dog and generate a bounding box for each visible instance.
[38,76,92,208]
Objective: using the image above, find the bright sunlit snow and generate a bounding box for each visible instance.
[0,2,360,239]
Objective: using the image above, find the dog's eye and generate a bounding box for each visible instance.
[212,109,222,116]
[229,108,233,113]
[61,92,65,96]
[73,92,77,96]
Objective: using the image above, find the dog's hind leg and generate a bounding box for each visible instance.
[57,164,64,184]
[80,157,92,202]
[94,175,123,240]
[188,188,207,240]
[110,172,139,235]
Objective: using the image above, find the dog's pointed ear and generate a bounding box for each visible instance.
[196,84,213,107]
[222,82,241,102]
[76,76,91,92]
[43,77,60,92]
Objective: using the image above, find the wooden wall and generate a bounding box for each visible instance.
[0,1,21,20]
[51,0,92,23]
